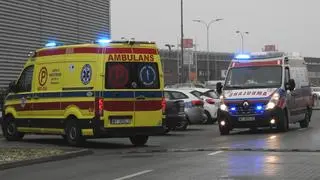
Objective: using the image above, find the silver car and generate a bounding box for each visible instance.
[164,88,207,130]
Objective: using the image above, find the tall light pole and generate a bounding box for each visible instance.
[164,44,175,73]
[180,0,184,83]
[236,31,249,53]
[193,18,223,81]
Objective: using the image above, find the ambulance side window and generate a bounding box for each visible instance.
[16,65,34,93]
[285,67,290,83]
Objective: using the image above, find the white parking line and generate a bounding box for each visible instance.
[113,170,153,180]
[208,151,223,156]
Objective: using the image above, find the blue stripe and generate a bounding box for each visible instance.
[6,91,163,100]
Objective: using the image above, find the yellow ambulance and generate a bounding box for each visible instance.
[1,39,165,146]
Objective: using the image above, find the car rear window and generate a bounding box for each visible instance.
[106,62,160,89]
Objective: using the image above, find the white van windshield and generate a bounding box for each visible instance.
[224,66,282,89]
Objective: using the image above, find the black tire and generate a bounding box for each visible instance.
[300,108,311,128]
[65,117,85,146]
[130,135,149,146]
[175,119,188,131]
[277,111,289,132]
[219,127,230,135]
[2,116,24,141]
[219,121,230,135]
[205,111,213,124]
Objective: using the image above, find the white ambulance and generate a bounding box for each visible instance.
[216,52,313,135]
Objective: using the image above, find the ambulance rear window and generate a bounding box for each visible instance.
[105,62,160,89]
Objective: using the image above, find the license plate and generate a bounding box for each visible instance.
[110,118,131,125]
[238,116,255,121]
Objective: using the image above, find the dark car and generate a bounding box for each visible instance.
[162,99,186,133]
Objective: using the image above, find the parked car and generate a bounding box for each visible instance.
[164,88,207,130]
[187,88,221,124]
[162,99,186,133]
[204,80,224,90]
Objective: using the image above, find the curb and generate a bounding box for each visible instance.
[0,149,93,170]
[119,147,320,154]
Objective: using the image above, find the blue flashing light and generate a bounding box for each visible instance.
[45,42,57,47]
[235,54,251,60]
[97,39,111,45]
[230,107,236,111]
[256,105,263,111]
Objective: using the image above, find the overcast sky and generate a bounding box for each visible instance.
[111,0,320,57]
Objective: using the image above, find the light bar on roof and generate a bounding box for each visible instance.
[235,54,251,59]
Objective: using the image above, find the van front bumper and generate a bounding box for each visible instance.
[217,107,284,129]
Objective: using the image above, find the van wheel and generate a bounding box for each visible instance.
[130,135,149,146]
[65,118,85,146]
[2,116,24,141]
[277,111,289,132]
[300,109,311,128]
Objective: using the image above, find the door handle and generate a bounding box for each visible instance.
[25,96,32,100]
[33,95,39,99]
[136,96,146,100]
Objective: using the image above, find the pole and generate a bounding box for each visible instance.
[180,0,184,83]
[206,25,210,81]
[194,37,198,82]
[240,33,244,53]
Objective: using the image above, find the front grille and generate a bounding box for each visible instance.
[228,103,266,116]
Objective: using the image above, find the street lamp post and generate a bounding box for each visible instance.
[180,0,184,83]
[236,31,249,53]
[193,18,223,81]
[164,44,175,73]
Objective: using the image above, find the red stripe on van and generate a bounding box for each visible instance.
[9,101,95,111]
[135,100,162,111]
[104,101,134,111]
[37,49,66,57]
[73,47,103,54]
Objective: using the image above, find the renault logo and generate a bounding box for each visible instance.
[243,101,249,107]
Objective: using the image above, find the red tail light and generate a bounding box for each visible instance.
[95,97,104,116]
[192,100,203,106]
[205,98,215,104]
[162,98,166,112]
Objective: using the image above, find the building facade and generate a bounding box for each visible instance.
[0,0,110,88]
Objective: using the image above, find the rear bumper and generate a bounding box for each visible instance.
[217,107,283,129]
[79,118,164,138]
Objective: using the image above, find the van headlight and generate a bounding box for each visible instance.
[266,92,280,110]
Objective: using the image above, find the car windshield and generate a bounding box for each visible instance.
[224,66,282,89]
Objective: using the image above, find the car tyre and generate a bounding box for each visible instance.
[2,116,24,141]
[205,111,213,124]
[130,135,149,146]
[175,119,188,131]
[300,108,311,128]
[65,117,85,146]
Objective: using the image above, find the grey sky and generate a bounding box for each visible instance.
[111,0,320,57]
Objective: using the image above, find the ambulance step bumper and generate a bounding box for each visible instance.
[93,126,165,138]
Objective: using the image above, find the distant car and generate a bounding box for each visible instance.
[311,87,320,106]
[162,99,186,133]
[164,88,207,130]
[188,88,221,124]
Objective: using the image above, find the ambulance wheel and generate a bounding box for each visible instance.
[300,108,311,128]
[65,118,85,146]
[130,135,149,146]
[277,111,289,132]
[2,116,24,141]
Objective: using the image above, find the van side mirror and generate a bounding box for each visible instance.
[285,79,295,91]
[8,81,18,93]
[216,82,223,95]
